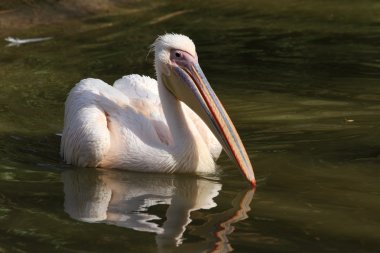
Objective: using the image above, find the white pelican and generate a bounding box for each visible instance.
[61,34,256,186]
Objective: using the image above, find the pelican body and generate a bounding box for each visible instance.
[61,34,255,186]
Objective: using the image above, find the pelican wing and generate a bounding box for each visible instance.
[61,77,170,168]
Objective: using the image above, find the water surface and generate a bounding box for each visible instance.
[0,0,379,252]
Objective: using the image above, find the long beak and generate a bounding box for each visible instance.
[164,62,256,187]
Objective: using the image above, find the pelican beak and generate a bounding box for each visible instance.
[162,50,256,187]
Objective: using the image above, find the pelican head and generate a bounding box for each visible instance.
[153,34,256,187]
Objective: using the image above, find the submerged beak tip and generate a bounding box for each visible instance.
[250,179,257,188]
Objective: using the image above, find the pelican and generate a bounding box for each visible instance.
[61,34,256,186]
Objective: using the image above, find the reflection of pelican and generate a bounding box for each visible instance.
[60,34,255,186]
[63,168,254,252]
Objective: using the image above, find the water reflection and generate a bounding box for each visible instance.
[62,168,254,252]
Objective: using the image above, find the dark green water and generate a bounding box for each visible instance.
[1,0,379,252]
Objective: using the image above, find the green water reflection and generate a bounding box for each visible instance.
[0,0,379,252]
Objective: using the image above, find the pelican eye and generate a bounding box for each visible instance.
[175,52,182,58]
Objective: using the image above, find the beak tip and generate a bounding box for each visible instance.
[250,179,257,188]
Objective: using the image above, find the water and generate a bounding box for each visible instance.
[0,0,379,252]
